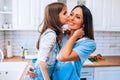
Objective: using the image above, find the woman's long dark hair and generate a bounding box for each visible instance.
[36,2,66,49]
[71,5,94,40]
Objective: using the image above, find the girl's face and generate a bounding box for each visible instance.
[59,6,68,24]
[68,7,84,30]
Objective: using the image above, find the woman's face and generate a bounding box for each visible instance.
[68,7,84,30]
[59,6,68,24]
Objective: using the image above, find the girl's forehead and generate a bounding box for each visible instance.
[62,6,67,10]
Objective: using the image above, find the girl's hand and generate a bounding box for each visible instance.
[26,65,37,78]
[73,28,84,39]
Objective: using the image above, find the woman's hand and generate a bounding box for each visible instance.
[73,28,84,39]
[57,28,84,62]
[26,65,37,78]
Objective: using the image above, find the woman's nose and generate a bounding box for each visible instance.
[68,16,74,21]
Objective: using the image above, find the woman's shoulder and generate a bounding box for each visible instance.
[78,37,95,42]
[77,37,96,47]
[84,39,96,49]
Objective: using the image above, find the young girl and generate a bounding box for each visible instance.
[28,2,68,80]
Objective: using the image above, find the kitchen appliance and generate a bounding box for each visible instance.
[80,67,94,80]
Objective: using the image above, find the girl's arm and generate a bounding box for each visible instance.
[38,61,50,80]
[57,28,84,61]
[37,31,56,80]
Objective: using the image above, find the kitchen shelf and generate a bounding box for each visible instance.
[0,0,12,29]
[0,11,12,14]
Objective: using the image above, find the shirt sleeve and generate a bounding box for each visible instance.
[37,31,56,62]
[73,40,96,64]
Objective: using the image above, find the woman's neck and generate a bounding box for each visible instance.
[68,30,75,38]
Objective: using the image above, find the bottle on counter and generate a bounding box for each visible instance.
[7,41,13,58]
[20,47,28,59]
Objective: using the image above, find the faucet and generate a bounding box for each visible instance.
[0,49,4,62]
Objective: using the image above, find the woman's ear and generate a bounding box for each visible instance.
[81,24,84,30]
[81,24,84,28]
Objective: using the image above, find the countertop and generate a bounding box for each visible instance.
[83,56,120,67]
[4,56,120,80]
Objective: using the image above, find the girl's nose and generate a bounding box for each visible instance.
[66,13,69,19]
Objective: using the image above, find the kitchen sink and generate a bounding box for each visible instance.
[0,62,28,80]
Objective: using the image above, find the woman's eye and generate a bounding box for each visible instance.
[76,16,80,19]
[76,15,80,19]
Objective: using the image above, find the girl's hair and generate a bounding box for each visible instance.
[36,2,66,49]
[71,5,94,40]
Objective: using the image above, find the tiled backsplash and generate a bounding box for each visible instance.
[0,31,39,56]
[94,31,120,56]
[0,31,120,56]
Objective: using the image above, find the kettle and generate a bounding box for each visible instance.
[0,49,4,62]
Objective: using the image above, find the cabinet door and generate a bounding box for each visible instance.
[94,67,120,80]
[18,0,35,30]
[13,0,38,30]
[39,0,57,22]
[106,0,120,31]
[86,0,107,31]
[86,0,120,31]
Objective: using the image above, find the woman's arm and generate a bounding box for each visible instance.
[26,62,37,78]
[57,35,80,62]
[57,28,84,61]
[27,61,50,80]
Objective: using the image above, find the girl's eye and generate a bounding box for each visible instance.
[63,11,67,15]
[70,13,73,16]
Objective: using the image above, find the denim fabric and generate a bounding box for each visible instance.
[33,42,59,80]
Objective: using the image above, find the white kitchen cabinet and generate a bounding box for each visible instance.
[86,0,120,31]
[106,0,120,31]
[0,0,41,30]
[80,67,94,80]
[13,0,40,30]
[0,0,13,30]
[94,67,120,80]
[39,0,57,23]
[86,0,107,31]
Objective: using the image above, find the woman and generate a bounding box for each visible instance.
[52,5,96,80]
